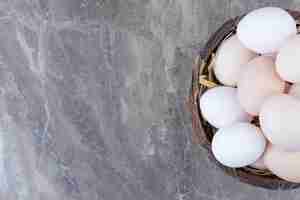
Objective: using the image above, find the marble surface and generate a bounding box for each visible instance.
[1,0,300,199]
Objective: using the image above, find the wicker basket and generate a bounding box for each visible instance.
[187,9,300,189]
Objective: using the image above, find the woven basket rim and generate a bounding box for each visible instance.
[187,9,300,190]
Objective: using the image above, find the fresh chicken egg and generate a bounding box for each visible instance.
[237,56,285,115]
[264,144,300,183]
[199,86,252,128]
[214,35,257,86]
[237,7,296,54]
[260,94,300,151]
[276,35,300,83]
[212,123,266,168]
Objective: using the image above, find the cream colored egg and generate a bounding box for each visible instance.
[289,83,300,99]
[264,144,300,183]
[214,35,257,86]
[276,35,300,83]
[212,123,266,168]
[260,94,300,151]
[237,7,296,54]
[199,86,251,128]
[237,56,285,115]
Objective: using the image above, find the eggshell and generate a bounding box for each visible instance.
[276,35,300,83]
[289,83,300,99]
[237,7,297,54]
[199,86,251,128]
[214,35,257,86]
[264,144,300,183]
[260,94,300,151]
[212,123,266,168]
[237,56,285,115]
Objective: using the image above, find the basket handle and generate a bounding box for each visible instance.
[186,56,210,145]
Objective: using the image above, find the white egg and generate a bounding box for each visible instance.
[199,86,251,128]
[237,7,296,54]
[276,35,300,83]
[260,94,300,151]
[212,123,266,168]
[214,35,257,86]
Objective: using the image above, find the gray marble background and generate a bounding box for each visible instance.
[1,0,300,199]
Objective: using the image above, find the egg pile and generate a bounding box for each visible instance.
[200,7,300,183]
